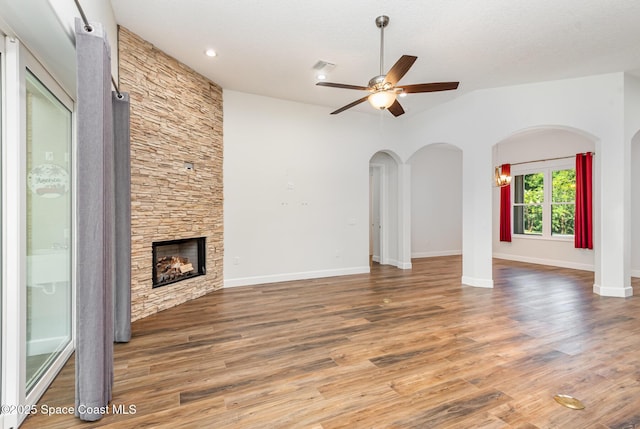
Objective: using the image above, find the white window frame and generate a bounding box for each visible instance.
[511,158,575,241]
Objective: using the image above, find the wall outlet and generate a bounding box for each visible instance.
[233,256,240,265]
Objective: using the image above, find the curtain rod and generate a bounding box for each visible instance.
[508,152,594,167]
[73,0,123,99]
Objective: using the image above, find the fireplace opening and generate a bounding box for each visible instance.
[152,237,206,288]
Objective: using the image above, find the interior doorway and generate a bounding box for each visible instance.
[369,150,404,267]
[369,164,384,265]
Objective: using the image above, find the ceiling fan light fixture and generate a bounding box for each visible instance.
[368,90,396,110]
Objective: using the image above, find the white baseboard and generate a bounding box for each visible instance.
[371,255,411,269]
[461,276,494,288]
[492,253,594,272]
[631,269,640,278]
[388,259,412,270]
[224,266,371,288]
[593,284,634,298]
[412,250,462,259]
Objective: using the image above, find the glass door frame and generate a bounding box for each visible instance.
[2,35,76,429]
[0,27,5,429]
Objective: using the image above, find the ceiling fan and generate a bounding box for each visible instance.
[317,15,459,117]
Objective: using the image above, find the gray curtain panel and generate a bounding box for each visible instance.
[113,92,132,343]
[75,18,114,422]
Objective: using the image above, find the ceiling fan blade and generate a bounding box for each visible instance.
[316,82,369,91]
[397,82,459,93]
[385,55,417,86]
[387,99,405,117]
[330,96,370,115]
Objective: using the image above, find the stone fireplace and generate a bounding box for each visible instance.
[119,27,223,321]
[152,237,206,288]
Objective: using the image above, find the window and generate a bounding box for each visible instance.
[512,165,575,238]
[513,172,544,235]
[551,169,576,236]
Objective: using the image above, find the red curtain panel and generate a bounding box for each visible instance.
[499,164,512,242]
[575,153,593,249]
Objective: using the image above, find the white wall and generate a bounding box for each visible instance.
[223,90,392,286]
[492,129,595,270]
[408,144,462,258]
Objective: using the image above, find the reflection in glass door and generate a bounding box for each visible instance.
[25,70,72,392]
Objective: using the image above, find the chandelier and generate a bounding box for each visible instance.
[495,166,512,187]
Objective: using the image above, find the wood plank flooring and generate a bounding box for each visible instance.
[21,257,640,428]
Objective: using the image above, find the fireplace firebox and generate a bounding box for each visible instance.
[152,237,206,288]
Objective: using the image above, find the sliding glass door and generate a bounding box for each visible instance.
[2,35,75,429]
[0,33,4,429]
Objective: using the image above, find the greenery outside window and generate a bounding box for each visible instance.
[551,169,576,236]
[512,165,575,238]
[513,172,543,235]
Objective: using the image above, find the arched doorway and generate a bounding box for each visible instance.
[369,150,406,267]
[492,127,596,272]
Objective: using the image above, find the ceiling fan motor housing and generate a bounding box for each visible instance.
[368,75,392,91]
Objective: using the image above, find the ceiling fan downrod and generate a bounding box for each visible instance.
[375,15,389,77]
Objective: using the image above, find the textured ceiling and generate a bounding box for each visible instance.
[109,0,640,117]
[6,1,640,118]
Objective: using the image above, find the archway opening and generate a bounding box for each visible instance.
[492,127,596,274]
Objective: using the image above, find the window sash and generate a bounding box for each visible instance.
[511,164,575,238]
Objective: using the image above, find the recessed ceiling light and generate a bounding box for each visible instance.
[205,49,217,57]
[317,73,327,80]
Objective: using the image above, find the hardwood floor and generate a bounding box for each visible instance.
[21,257,640,428]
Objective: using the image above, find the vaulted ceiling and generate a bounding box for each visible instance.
[5,1,640,118]
[109,0,640,117]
